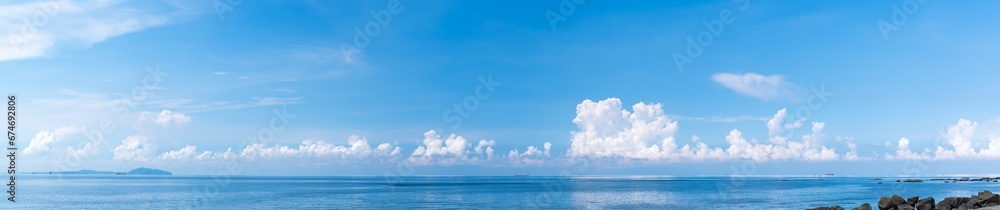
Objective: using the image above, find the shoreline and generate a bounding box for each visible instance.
[810,190,999,210]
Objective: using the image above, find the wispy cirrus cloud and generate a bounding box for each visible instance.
[186,97,303,112]
[669,114,769,123]
[711,73,801,101]
[0,0,185,62]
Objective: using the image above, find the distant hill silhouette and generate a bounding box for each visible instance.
[27,167,172,175]
[127,167,172,175]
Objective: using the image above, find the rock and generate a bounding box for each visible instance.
[955,202,974,210]
[891,195,906,207]
[853,203,872,210]
[965,195,986,207]
[955,197,970,206]
[907,196,919,206]
[878,196,896,210]
[938,197,959,209]
[878,195,906,210]
[980,190,997,200]
[880,196,893,210]
[896,204,914,210]
[968,196,983,207]
[915,196,934,210]
[976,191,1000,207]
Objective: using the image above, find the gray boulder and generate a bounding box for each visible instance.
[955,202,973,210]
[896,204,914,210]
[891,195,906,207]
[980,190,1000,206]
[880,196,893,210]
[907,196,919,206]
[879,195,906,210]
[914,196,934,210]
[852,203,872,210]
[937,197,959,209]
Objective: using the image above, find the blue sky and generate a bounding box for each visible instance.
[2,0,1000,176]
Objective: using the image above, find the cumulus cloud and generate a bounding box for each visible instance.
[719,124,837,162]
[568,98,679,160]
[886,119,1000,160]
[936,119,978,158]
[712,73,799,101]
[113,135,157,162]
[982,134,1000,158]
[568,98,841,162]
[886,137,930,160]
[409,130,484,165]
[23,126,84,154]
[140,110,191,127]
[767,108,804,145]
[838,136,861,161]
[507,142,551,165]
[65,141,100,159]
[157,131,508,165]
[474,139,496,160]
[158,135,401,161]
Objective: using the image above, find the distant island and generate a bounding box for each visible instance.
[126,167,172,175]
[25,167,172,175]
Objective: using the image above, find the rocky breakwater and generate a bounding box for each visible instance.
[928,177,1000,183]
[808,190,999,210]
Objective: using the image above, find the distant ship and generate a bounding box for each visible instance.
[824,173,834,176]
[513,174,530,177]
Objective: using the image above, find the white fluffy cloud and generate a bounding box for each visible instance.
[113,135,157,162]
[408,130,484,165]
[23,126,83,154]
[568,98,841,162]
[887,119,1000,160]
[886,137,929,160]
[838,137,861,161]
[937,119,978,158]
[474,139,496,160]
[158,135,401,161]
[982,135,1000,158]
[712,73,799,101]
[568,98,679,160]
[507,142,551,165]
[157,131,509,165]
[140,110,191,127]
[767,108,804,144]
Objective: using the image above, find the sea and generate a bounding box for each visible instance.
[10,175,1000,209]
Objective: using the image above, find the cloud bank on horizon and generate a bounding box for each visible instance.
[22,92,1000,170]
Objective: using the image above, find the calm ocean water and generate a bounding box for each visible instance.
[11,175,1000,209]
